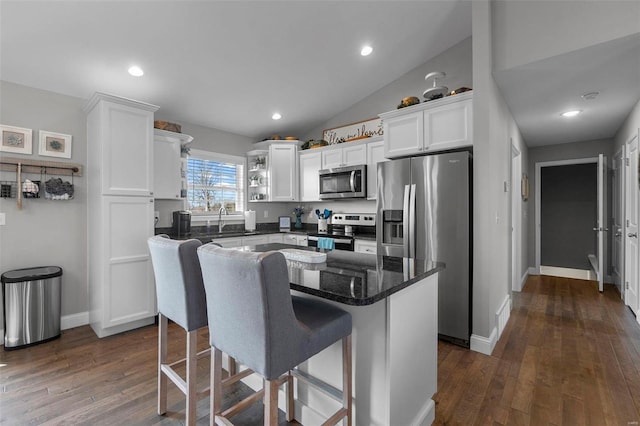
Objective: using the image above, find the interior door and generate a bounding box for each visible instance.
[596,154,607,292]
[613,148,625,298]
[625,134,639,314]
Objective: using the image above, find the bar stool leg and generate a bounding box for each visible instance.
[264,378,279,425]
[186,330,198,426]
[343,334,352,426]
[158,313,168,415]
[211,348,223,426]
[286,371,294,422]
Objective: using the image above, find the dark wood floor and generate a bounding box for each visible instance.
[434,275,640,425]
[2,274,640,425]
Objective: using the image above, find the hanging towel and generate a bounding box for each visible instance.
[317,237,335,250]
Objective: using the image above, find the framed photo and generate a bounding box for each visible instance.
[39,130,72,158]
[0,125,33,154]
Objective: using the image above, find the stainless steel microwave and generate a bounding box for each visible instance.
[318,164,366,199]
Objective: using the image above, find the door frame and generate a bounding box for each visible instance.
[511,143,522,291]
[613,146,626,299]
[535,157,599,274]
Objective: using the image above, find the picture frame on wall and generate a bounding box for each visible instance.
[39,130,72,158]
[0,124,33,154]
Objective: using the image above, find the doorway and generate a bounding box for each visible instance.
[535,157,606,287]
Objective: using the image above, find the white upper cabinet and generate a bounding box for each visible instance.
[424,97,473,152]
[153,129,193,199]
[381,111,424,159]
[269,143,298,202]
[321,142,366,169]
[299,150,322,202]
[366,139,387,200]
[85,93,158,196]
[380,92,473,159]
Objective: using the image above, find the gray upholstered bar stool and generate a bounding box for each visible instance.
[197,245,353,426]
[148,235,236,426]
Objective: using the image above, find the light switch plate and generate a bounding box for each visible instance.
[0,212,5,226]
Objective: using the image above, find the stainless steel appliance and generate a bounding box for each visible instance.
[2,266,62,349]
[319,165,366,199]
[377,151,471,347]
[172,210,191,237]
[308,213,376,251]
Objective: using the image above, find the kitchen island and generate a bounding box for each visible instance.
[229,243,442,426]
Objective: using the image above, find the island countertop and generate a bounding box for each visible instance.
[222,242,443,306]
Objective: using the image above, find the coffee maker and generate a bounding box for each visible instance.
[172,210,192,237]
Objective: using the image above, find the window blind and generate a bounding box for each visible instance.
[186,149,245,214]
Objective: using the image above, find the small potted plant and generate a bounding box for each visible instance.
[292,206,304,229]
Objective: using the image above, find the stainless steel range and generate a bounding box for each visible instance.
[307,213,376,251]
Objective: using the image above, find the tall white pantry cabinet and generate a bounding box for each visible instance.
[84,93,159,338]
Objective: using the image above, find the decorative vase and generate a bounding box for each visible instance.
[295,214,303,229]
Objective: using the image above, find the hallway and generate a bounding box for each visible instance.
[434,275,640,425]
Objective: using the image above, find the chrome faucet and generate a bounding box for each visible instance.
[218,206,228,232]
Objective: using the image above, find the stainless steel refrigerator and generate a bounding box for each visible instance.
[377,151,472,347]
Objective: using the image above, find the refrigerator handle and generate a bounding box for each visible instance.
[403,184,411,255]
[409,183,416,257]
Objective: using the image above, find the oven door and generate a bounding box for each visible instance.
[308,236,354,251]
[319,165,366,199]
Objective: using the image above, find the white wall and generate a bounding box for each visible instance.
[302,37,472,142]
[0,81,88,332]
[614,98,640,153]
[492,0,640,71]
[471,0,522,353]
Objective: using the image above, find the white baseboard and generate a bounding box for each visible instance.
[513,270,529,292]
[528,266,539,276]
[470,327,497,355]
[0,312,90,347]
[61,311,90,330]
[496,295,511,337]
[539,265,595,281]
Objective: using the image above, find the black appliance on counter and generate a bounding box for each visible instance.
[172,210,192,237]
[307,213,376,251]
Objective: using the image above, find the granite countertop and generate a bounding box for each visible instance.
[218,243,443,306]
[157,225,376,242]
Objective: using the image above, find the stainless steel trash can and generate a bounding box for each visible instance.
[2,266,62,350]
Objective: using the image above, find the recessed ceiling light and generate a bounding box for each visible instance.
[128,65,144,77]
[360,45,373,56]
[561,110,582,118]
[272,113,282,120]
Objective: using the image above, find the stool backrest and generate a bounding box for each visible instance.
[148,235,207,331]
[197,245,299,378]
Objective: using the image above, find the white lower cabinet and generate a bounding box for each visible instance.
[267,233,284,243]
[90,196,157,337]
[211,237,243,248]
[355,239,377,254]
[283,233,308,246]
[243,235,269,246]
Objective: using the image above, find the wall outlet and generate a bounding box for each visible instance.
[154,211,160,224]
[0,212,5,226]
[264,210,269,218]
